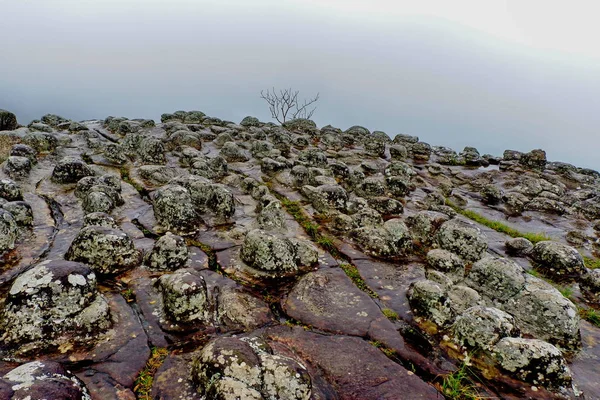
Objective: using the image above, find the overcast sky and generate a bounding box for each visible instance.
[1,0,599,168]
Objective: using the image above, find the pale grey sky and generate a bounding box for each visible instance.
[1,0,599,168]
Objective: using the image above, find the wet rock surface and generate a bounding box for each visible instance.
[0,108,599,398]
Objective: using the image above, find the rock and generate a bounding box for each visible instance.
[406,211,449,245]
[580,268,600,304]
[390,144,408,160]
[0,178,23,200]
[41,113,70,126]
[0,209,18,252]
[447,286,483,314]
[465,256,525,302]
[352,207,383,228]
[257,199,287,230]
[171,176,235,219]
[393,133,419,144]
[220,141,249,162]
[302,184,348,213]
[364,139,386,157]
[240,229,318,277]
[0,260,111,349]
[407,279,454,326]
[481,184,502,205]
[461,146,482,166]
[503,150,522,161]
[298,148,328,168]
[3,156,31,178]
[435,219,488,262]
[504,275,580,350]
[1,361,91,399]
[0,109,18,131]
[152,184,201,233]
[366,196,404,216]
[505,237,533,256]
[352,222,411,258]
[411,142,432,161]
[530,241,586,282]
[65,226,141,275]
[2,201,34,226]
[217,286,274,330]
[146,232,189,271]
[453,306,519,350]
[22,132,58,152]
[426,249,465,277]
[10,144,37,164]
[51,156,95,183]
[494,337,571,388]
[192,336,311,400]
[83,212,119,229]
[240,116,260,127]
[158,269,208,324]
[138,137,167,164]
[519,149,547,171]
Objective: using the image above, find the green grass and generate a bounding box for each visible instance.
[441,364,479,400]
[445,199,550,244]
[339,263,378,298]
[579,308,600,328]
[556,285,574,299]
[121,288,135,303]
[525,269,541,278]
[382,308,399,321]
[134,347,169,399]
[583,256,600,270]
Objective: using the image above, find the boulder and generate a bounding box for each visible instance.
[0,109,18,131]
[220,141,249,162]
[453,306,519,351]
[407,280,454,326]
[2,201,33,226]
[519,149,547,171]
[1,361,91,399]
[83,212,119,229]
[158,269,208,324]
[146,232,189,271]
[580,268,600,304]
[505,237,533,256]
[3,156,31,178]
[51,156,95,183]
[465,256,525,302]
[426,249,465,277]
[65,226,141,275]
[0,209,18,252]
[530,241,586,282]
[138,137,167,164]
[0,178,23,201]
[494,337,571,388]
[435,219,488,262]
[0,260,111,349]
[152,184,201,233]
[10,143,37,164]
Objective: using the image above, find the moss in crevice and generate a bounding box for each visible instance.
[134,347,169,399]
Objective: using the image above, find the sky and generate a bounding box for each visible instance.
[1,0,599,168]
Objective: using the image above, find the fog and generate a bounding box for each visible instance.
[1,0,599,168]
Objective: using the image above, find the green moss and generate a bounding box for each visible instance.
[583,256,600,270]
[445,199,550,243]
[121,288,135,303]
[382,308,399,321]
[134,347,169,399]
[339,263,378,299]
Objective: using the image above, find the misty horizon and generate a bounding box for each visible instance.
[2,1,599,169]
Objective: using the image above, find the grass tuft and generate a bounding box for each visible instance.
[441,364,479,400]
[134,347,169,399]
[579,308,600,328]
[583,256,600,270]
[339,263,378,299]
[445,199,550,244]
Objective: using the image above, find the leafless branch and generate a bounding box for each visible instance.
[259,87,320,124]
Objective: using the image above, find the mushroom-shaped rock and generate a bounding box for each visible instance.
[0,109,18,131]
[2,201,34,226]
[170,176,235,219]
[465,256,525,302]
[519,149,547,171]
[0,209,18,252]
[407,280,455,327]
[426,249,465,277]
[3,156,31,178]
[65,226,141,275]
[22,132,58,153]
[146,232,189,271]
[435,219,487,262]
[51,156,94,183]
[240,229,318,278]
[580,268,600,304]
[1,361,91,399]
[192,336,311,400]
[217,286,274,331]
[152,184,201,233]
[453,306,520,351]
[504,275,580,350]
[257,200,287,230]
[494,337,571,388]
[530,241,586,282]
[10,143,37,164]
[158,269,208,324]
[83,212,119,229]
[505,237,533,256]
[302,184,348,213]
[0,178,23,201]
[0,260,111,349]
[138,137,167,164]
[220,141,249,162]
